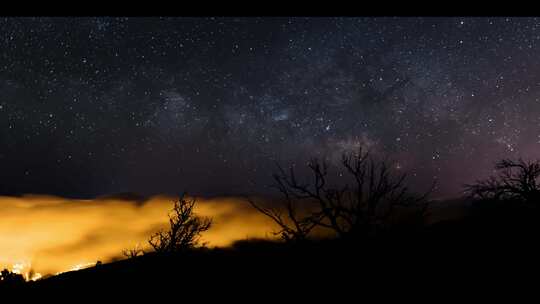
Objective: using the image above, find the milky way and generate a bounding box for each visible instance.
[1,17,540,198]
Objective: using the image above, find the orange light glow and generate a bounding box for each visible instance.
[0,194,279,278]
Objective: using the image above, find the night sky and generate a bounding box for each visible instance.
[1,17,540,198]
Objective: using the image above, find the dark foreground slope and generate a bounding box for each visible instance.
[18,229,540,299]
[7,200,540,300]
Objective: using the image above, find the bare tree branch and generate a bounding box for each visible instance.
[248,148,433,241]
[149,194,212,253]
[465,158,540,203]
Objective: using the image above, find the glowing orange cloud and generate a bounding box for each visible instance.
[0,194,279,277]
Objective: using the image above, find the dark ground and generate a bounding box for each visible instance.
[3,199,540,300]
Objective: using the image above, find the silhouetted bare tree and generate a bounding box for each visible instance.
[247,195,318,242]
[249,148,433,241]
[465,158,540,203]
[149,194,212,253]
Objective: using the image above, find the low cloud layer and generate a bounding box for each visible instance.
[0,194,278,277]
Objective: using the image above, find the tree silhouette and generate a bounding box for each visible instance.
[149,194,212,253]
[249,148,433,241]
[465,158,540,203]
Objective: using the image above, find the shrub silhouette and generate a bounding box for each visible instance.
[249,148,433,241]
[122,245,145,258]
[148,194,212,253]
[0,268,25,288]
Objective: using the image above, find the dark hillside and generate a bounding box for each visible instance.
[16,215,540,300]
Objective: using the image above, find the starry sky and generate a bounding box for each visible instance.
[1,17,539,198]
